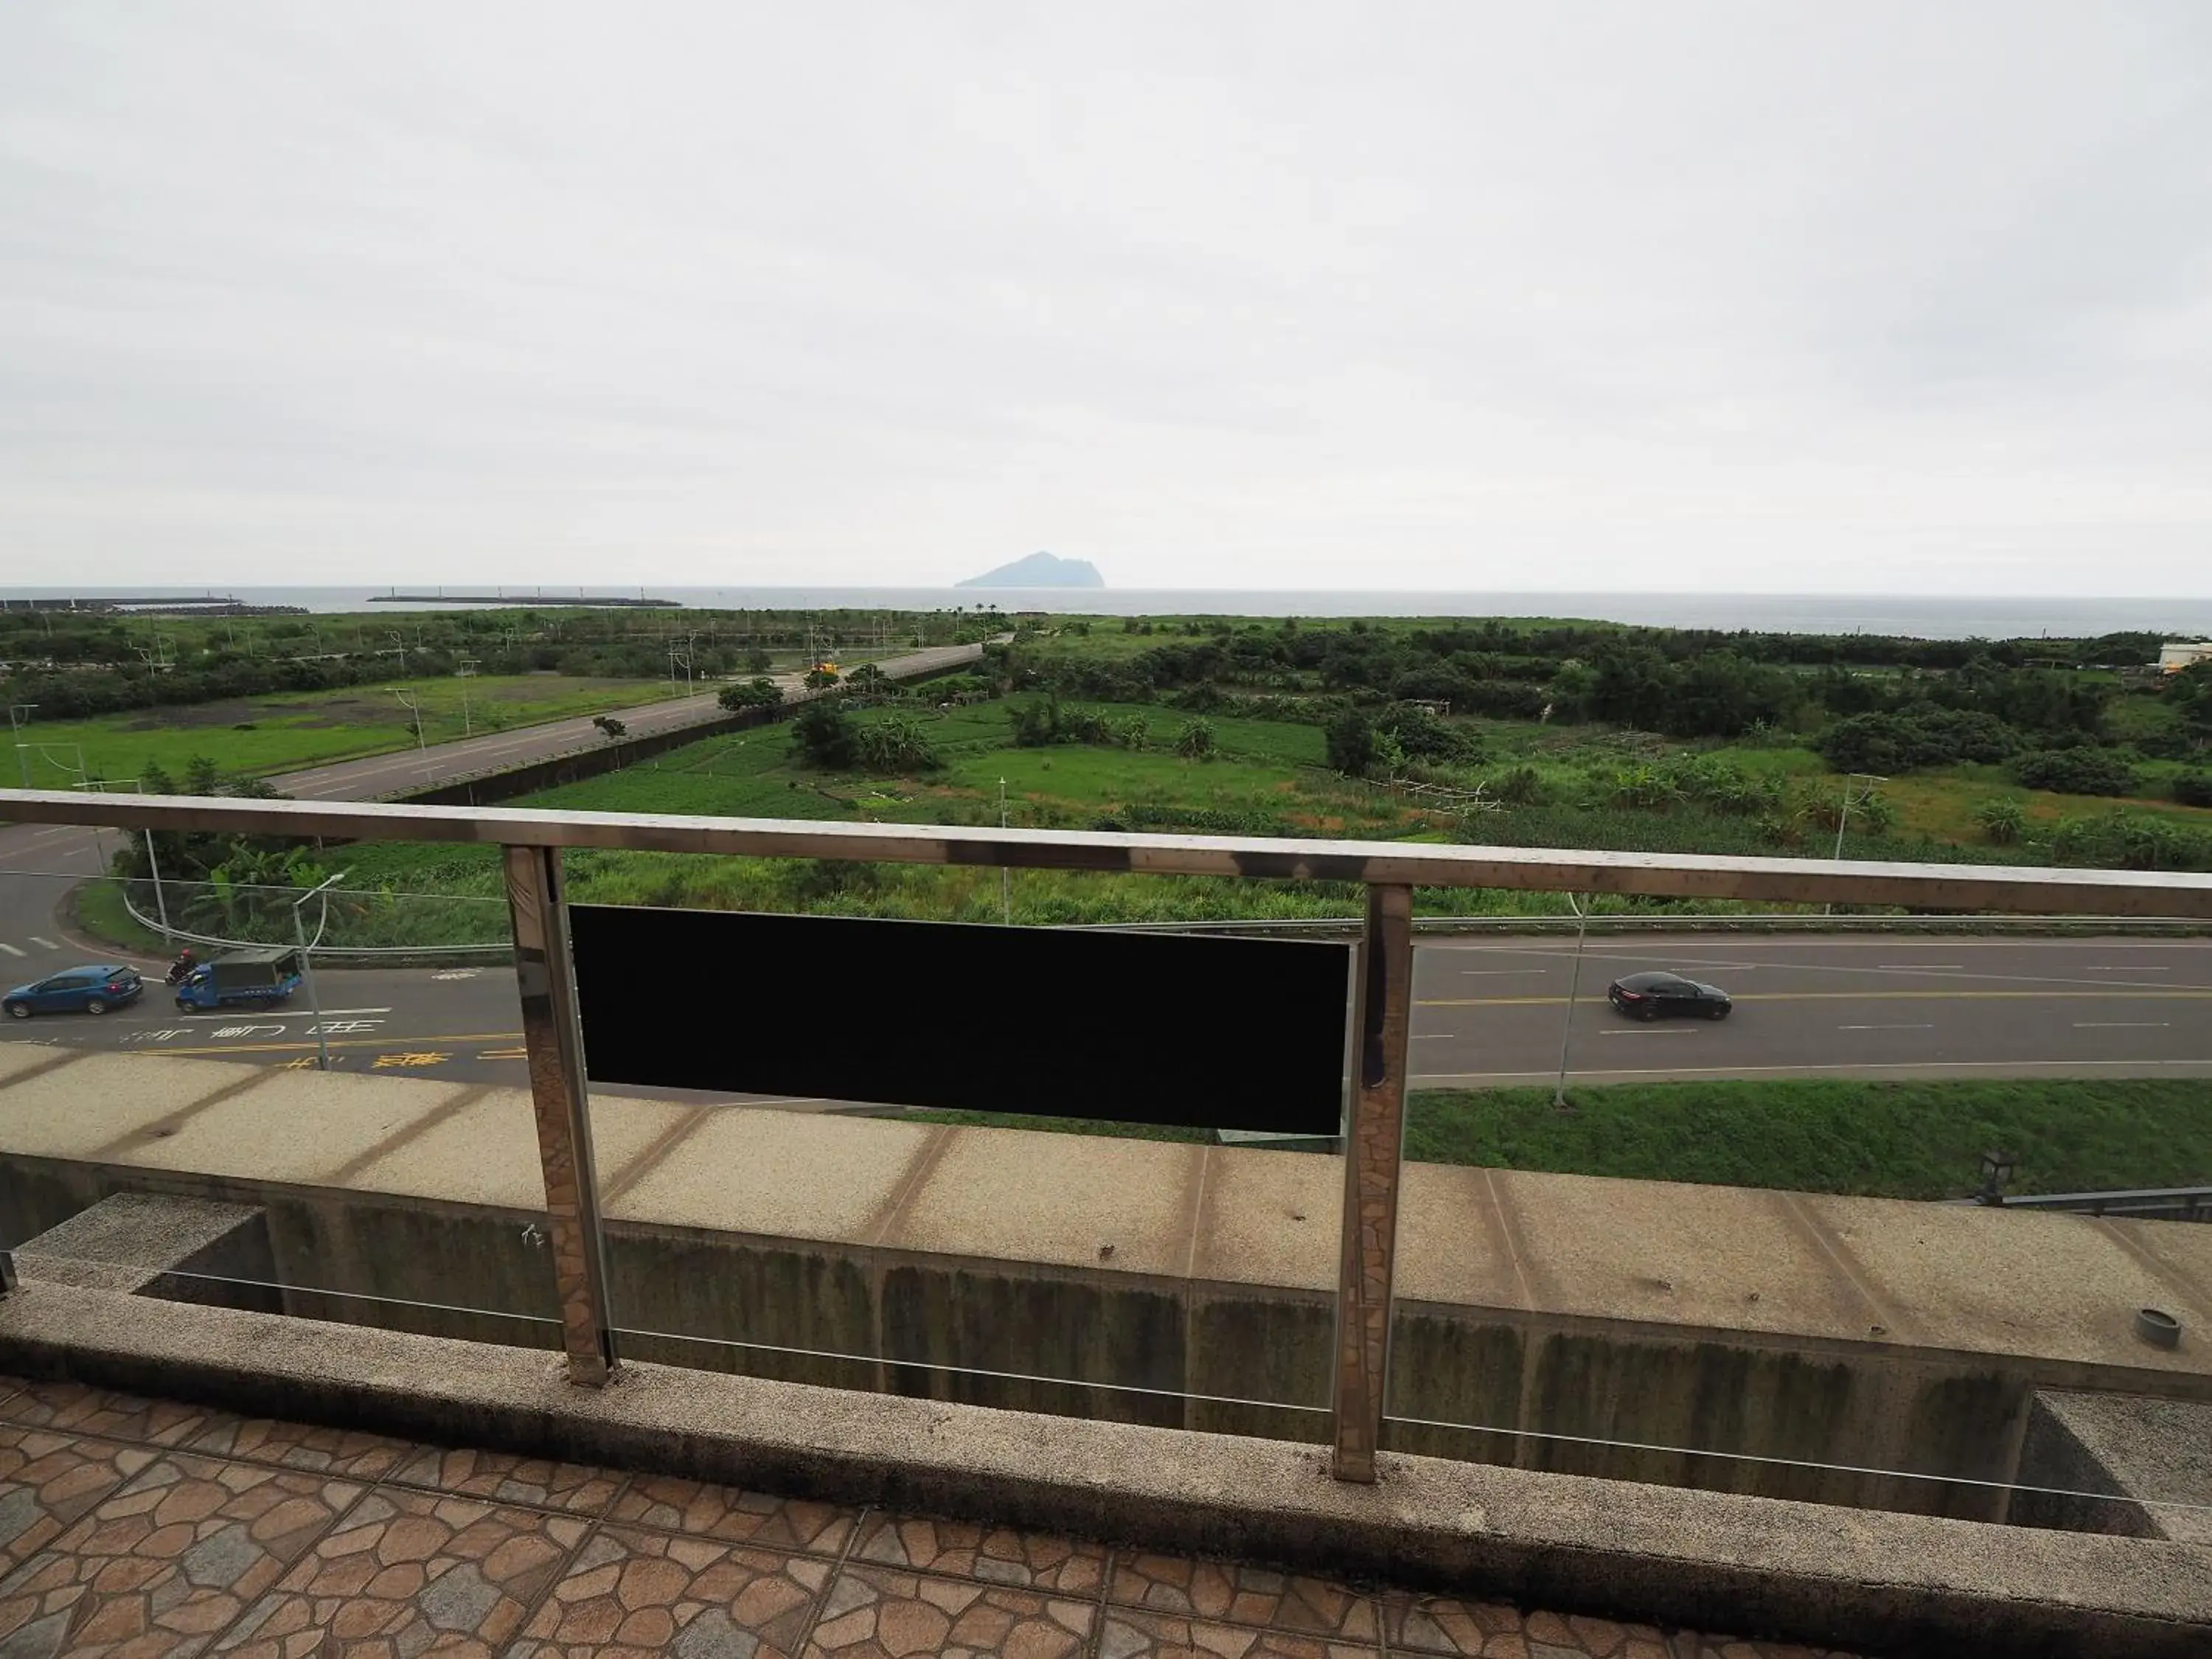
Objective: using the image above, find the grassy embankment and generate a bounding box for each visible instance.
[903,1077,2212,1200]
[299,687,2212,938]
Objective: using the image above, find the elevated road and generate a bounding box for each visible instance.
[0,641,984,950]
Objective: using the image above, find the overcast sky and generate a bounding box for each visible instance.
[3,3,2208,594]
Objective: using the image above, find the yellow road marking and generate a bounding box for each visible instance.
[1418,990,2212,1008]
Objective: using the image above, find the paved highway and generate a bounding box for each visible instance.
[0,641,984,954]
[3,935,2206,1096]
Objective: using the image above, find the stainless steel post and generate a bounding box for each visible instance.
[503,843,617,1386]
[1332,882,1413,1481]
[145,830,172,938]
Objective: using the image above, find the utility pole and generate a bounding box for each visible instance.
[456,658,478,737]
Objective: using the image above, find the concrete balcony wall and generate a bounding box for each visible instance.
[4,1042,2208,1522]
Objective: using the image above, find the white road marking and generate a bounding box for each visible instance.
[28,937,58,950]
[0,943,22,957]
[1839,1023,1934,1030]
[2074,1021,2171,1029]
[1597,1026,1700,1036]
[1412,1033,1458,1040]
[1455,970,1523,976]
[2084,966,2168,972]
[1879,964,1961,970]
[1413,1057,2212,1084]
[313,1007,393,1015]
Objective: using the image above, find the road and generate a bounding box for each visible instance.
[0,641,984,954]
[3,936,2207,1095]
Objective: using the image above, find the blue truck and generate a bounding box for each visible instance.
[174,946,305,1013]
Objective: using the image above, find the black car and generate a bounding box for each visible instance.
[1607,970,1732,1020]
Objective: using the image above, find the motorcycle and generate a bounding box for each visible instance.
[164,953,198,987]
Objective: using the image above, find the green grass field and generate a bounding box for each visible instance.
[900,1078,2212,1201]
[12,675,681,787]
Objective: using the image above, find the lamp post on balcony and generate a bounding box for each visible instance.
[1977,1148,2017,1206]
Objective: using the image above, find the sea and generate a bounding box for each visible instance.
[4,586,2211,641]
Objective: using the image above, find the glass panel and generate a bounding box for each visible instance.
[0,851,558,1354]
[1388,919,2212,1530]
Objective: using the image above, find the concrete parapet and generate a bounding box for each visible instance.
[3,1048,2209,1519]
[1,1281,2207,1658]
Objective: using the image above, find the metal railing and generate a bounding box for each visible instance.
[4,785,2212,1484]
[1968,1186,2212,1222]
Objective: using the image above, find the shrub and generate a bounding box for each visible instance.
[2048,810,2212,871]
[2011,748,2138,796]
[717,677,782,712]
[854,713,941,773]
[1175,718,1217,760]
[2172,771,2212,808]
[1973,797,2027,845]
[1492,765,1545,806]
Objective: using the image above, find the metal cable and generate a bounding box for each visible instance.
[1382,1412,2212,1517]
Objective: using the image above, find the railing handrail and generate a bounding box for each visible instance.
[6,787,2212,916]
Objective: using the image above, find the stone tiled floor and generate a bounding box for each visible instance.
[0,1375,1867,1659]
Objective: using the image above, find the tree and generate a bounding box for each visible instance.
[183,755,223,796]
[1325,710,1375,776]
[788,698,857,768]
[744,648,773,675]
[717,678,783,712]
[804,667,840,689]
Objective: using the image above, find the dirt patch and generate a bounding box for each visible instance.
[115,698,266,731]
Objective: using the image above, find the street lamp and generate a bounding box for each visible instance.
[6,703,34,789]
[392,690,430,776]
[1551,892,1593,1110]
[292,869,352,1071]
[1824,772,1888,916]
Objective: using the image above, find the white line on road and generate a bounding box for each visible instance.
[1839,1023,1934,1030]
[2074,1021,2170,1029]
[2085,966,2168,972]
[312,1007,394,1015]
[1597,1026,1700,1036]
[1878,964,1961,970]
[0,943,21,957]
[29,937,58,950]
[1455,970,1524,976]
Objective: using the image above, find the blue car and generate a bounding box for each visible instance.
[4,963,145,1020]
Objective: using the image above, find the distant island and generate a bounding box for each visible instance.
[955,552,1104,589]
